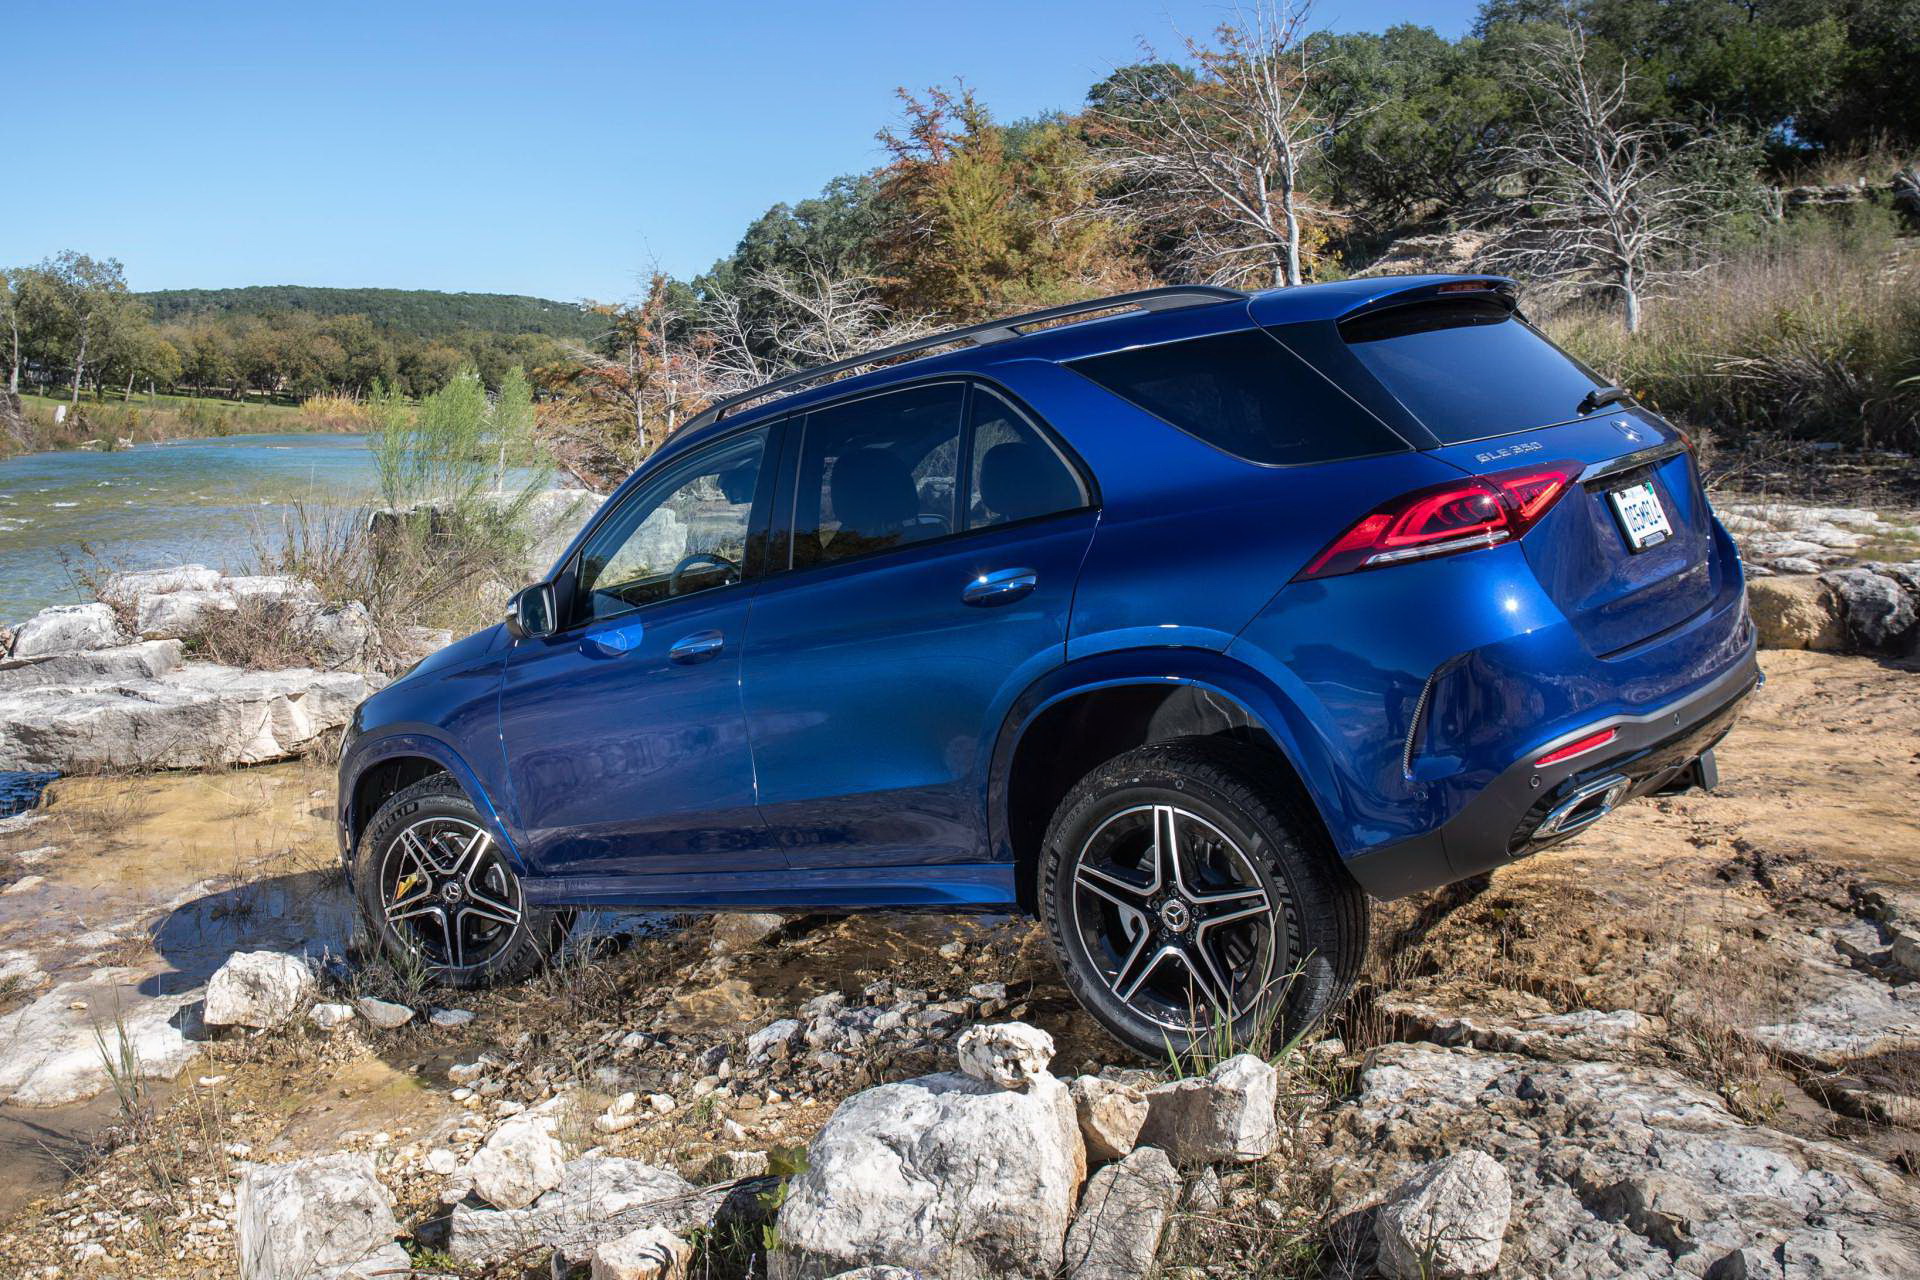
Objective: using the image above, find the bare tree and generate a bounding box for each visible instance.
[1479,23,1717,332]
[1088,0,1338,288]
[696,267,936,407]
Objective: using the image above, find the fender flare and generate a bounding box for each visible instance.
[984,647,1348,884]
[341,730,528,876]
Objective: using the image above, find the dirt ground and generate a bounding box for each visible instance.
[0,648,1913,1276]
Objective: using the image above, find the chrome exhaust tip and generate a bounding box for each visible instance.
[1533,774,1632,841]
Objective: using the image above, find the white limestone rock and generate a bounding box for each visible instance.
[590,1224,693,1280]
[1061,1145,1180,1280]
[1374,1151,1511,1279]
[449,1151,713,1264]
[204,951,314,1029]
[466,1110,567,1210]
[0,971,200,1106]
[1070,1075,1150,1163]
[0,659,378,772]
[771,1070,1086,1279]
[956,1020,1055,1090]
[234,1152,403,1280]
[1137,1054,1279,1164]
[10,603,124,657]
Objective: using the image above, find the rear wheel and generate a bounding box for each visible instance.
[1040,740,1367,1059]
[354,775,568,988]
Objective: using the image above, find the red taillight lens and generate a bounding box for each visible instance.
[1297,459,1582,580]
[1533,727,1618,768]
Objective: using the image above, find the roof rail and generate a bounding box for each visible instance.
[680,285,1247,435]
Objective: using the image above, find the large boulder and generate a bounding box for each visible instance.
[1137,1054,1278,1164]
[1373,1151,1511,1279]
[1746,577,1845,651]
[235,1152,406,1280]
[0,639,184,690]
[771,1070,1087,1279]
[1061,1146,1181,1280]
[10,603,124,658]
[0,660,377,772]
[204,951,315,1029]
[136,588,237,639]
[449,1152,716,1264]
[1821,566,1918,652]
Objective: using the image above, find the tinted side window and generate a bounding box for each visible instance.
[966,389,1086,529]
[1339,299,1603,444]
[572,429,767,623]
[792,383,965,569]
[1069,329,1405,466]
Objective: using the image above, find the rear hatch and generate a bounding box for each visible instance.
[1264,283,1724,654]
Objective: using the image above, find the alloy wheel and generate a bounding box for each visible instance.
[378,816,525,973]
[1067,802,1282,1032]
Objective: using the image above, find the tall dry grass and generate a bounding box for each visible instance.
[1545,208,1920,452]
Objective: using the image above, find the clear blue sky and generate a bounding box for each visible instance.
[6,2,1480,303]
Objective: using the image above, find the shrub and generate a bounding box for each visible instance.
[1545,206,1920,452]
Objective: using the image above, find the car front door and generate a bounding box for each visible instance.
[741,380,1097,871]
[498,426,782,883]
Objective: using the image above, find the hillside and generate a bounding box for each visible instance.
[137,284,603,341]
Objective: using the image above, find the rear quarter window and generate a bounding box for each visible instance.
[1339,298,1603,444]
[1068,329,1407,466]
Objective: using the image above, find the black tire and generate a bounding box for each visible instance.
[1039,739,1367,1060]
[353,774,568,989]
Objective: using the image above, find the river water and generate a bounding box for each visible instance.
[0,433,381,624]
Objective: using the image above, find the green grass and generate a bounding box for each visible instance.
[7,388,343,456]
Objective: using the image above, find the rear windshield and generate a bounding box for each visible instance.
[1069,329,1406,466]
[1339,299,1602,444]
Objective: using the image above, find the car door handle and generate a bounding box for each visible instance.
[962,567,1037,607]
[668,630,726,664]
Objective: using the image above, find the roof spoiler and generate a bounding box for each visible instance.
[1336,275,1518,325]
[679,285,1248,436]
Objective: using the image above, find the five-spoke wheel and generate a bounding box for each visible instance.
[355,774,569,988]
[1042,740,1367,1058]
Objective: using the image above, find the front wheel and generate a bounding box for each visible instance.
[1040,740,1367,1059]
[354,775,568,988]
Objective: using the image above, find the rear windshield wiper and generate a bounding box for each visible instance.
[1578,385,1633,415]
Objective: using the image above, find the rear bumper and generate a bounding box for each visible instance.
[1344,643,1760,900]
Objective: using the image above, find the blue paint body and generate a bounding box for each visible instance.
[338,276,1754,912]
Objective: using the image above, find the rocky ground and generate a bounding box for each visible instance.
[0,641,1909,1278]
[0,491,1913,1279]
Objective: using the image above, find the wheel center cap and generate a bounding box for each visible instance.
[1158,898,1192,933]
[440,880,465,904]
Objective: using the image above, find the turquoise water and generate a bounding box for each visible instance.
[0,433,382,623]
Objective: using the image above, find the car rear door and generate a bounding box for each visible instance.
[740,379,1097,871]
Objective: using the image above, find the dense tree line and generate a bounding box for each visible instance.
[537,0,1917,484]
[140,286,603,342]
[0,260,584,404]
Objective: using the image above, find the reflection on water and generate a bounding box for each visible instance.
[0,432,382,621]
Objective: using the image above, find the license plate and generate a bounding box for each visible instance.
[1608,480,1672,551]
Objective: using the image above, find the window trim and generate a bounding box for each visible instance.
[1066,325,1413,470]
[769,375,1098,580]
[552,421,782,634]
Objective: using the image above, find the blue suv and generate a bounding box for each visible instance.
[337,277,1757,1056]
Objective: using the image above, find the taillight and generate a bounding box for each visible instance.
[1297,460,1582,580]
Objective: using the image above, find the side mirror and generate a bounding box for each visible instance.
[505,583,557,639]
